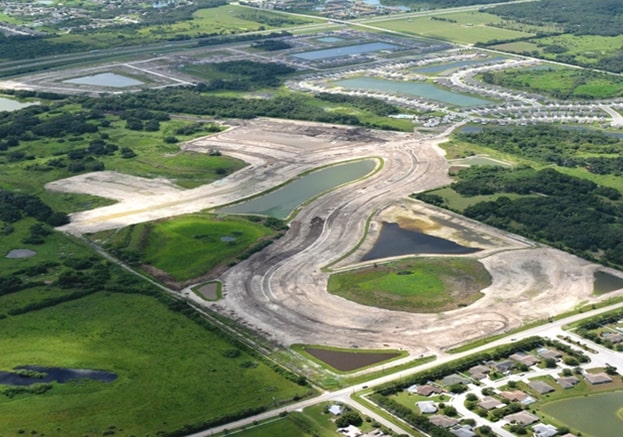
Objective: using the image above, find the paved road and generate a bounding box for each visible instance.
[187,301,623,436]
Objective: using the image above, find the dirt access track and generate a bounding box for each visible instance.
[47,118,622,356]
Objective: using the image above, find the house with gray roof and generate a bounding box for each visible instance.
[510,352,540,367]
[529,380,555,394]
[442,373,470,386]
[533,423,558,437]
[417,401,437,414]
[556,375,579,389]
[451,426,476,437]
[584,372,612,385]
[537,348,562,361]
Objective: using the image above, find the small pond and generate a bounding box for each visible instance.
[0,97,38,112]
[64,72,144,88]
[5,249,37,259]
[593,271,623,294]
[220,159,376,219]
[541,392,623,437]
[293,42,398,60]
[362,222,480,261]
[334,77,490,107]
[305,347,400,372]
[0,366,117,386]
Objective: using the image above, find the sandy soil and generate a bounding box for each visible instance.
[46,118,623,355]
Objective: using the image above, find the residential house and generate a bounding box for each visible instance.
[504,411,538,425]
[533,423,558,437]
[451,425,476,437]
[584,372,613,385]
[536,348,562,361]
[468,364,490,380]
[478,396,505,411]
[442,374,470,386]
[499,390,536,405]
[510,352,540,367]
[529,380,555,394]
[556,375,579,389]
[429,414,459,428]
[329,404,343,415]
[417,401,437,414]
[416,384,444,396]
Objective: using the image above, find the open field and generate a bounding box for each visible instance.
[328,257,491,313]
[93,214,283,285]
[369,11,533,45]
[0,291,306,436]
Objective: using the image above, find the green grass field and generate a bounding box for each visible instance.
[480,67,623,99]
[369,11,533,44]
[0,292,306,436]
[328,257,491,313]
[95,214,281,282]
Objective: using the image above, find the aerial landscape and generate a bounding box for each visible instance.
[1,0,623,436]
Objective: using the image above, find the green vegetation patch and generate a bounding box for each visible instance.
[95,214,286,283]
[369,11,533,45]
[0,292,306,436]
[328,257,491,313]
[480,67,623,99]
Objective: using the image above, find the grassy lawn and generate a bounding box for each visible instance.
[327,257,491,313]
[369,11,533,44]
[94,214,282,282]
[0,292,306,436]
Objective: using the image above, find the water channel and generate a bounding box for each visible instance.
[362,222,481,261]
[334,77,491,107]
[219,159,377,219]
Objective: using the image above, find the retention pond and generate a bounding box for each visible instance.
[362,222,480,261]
[0,366,117,386]
[220,159,377,219]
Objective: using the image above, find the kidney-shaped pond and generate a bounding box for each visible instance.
[220,159,377,219]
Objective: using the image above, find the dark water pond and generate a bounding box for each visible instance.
[362,222,480,261]
[0,366,117,386]
[593,271,623,294]
[305,348,400,372]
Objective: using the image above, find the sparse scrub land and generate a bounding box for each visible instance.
[328,257,491,312]
[479,67,623,99]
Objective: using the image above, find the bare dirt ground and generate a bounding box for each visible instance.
[46,118,623,356]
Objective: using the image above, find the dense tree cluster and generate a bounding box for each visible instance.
[79,86,398,129]
[315,92,400,116]
[457,125,623,175]
[203,60,295,91]
[0,189,69,227]
[441,166,623,265]
[490,0,623,36]
[251,39,292,51]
